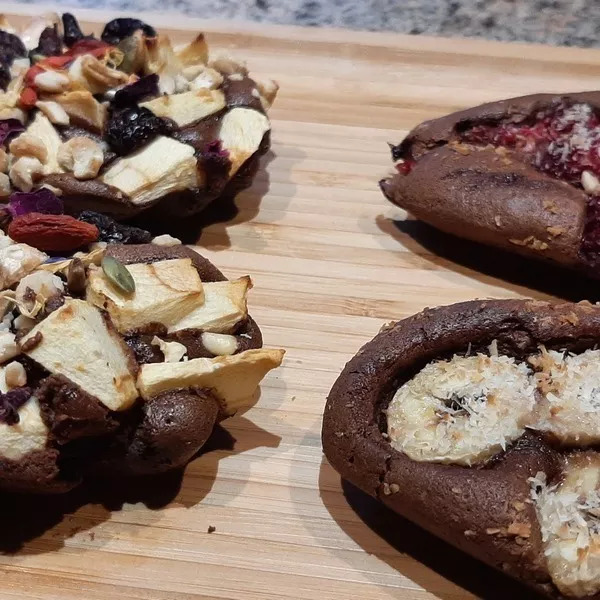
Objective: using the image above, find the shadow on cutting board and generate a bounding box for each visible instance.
[0,417,278,555]
[377,216,600,303]
[318,459,546,600]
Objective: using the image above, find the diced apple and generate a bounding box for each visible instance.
[87,258,204,332]
[21,299,138,411]
[137,348,285,415]
[140,89,225,127]
[168,276,251,334]
[100,136,199,207]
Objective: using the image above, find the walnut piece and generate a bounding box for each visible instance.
[57,137,104,180]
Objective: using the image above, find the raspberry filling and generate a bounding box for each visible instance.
[460,102,600,266]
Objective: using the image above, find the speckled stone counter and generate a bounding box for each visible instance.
[11,0,600,47]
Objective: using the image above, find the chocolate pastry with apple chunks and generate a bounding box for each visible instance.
[322,299,600,599]
[0,12,278,228]
[380,92,600,278]
[0,234,283,492]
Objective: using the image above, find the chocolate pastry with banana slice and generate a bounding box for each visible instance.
[323,299,600,599]
[0,12,277,233]
[380,92,600,279]
[0,232,283,493]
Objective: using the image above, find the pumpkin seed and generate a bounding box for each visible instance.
[101,256,135,294]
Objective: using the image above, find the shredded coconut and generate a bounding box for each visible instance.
[529,348,600,445]
[386,353,535,466]
[530,455,600,598]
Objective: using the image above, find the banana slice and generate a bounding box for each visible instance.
[87,258,204,332]
[137,348,285,416]
[21,298,138,411]
[386,353,535,466]
[531,454,600,598]
[100,136,199,207]
[530,348,600,445]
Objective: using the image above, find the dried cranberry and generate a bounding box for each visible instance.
[101,18,156,45]
[198,140,231,195]
[0,387,32,425]
[396,159,415,175]
[104,106,169,155]
[78,210,152,244]
[62,13,86,47]
[0,30,27,62]
[112,74,159,108]
[33,26,63,57]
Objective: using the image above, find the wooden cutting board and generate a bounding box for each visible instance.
[2,5,600,599]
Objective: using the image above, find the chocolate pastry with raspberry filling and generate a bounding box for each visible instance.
[380,91,600,278]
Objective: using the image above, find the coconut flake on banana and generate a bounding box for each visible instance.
[386,350,536,466]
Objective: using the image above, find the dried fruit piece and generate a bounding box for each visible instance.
[104,106,170,155]
[66,257,86,295]
[101,18,156,46]
[77,210,151,244]
[8,213,99,252]
[100,255,135,294]
[32,26,62,57]
[0,118,24,146]
[57,136,104,179]
[62,13,85,47]
[0,387,32,425]
[140,89,225,127]
[8,188,64,217]
[112,74,159,108]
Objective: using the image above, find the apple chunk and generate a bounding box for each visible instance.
[140,89,225,127]
[87,258,204,332]
[21,299,138,411]
[100,136,199,207]
[168,276,251,334]
[137,348,284,416]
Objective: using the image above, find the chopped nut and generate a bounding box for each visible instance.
[464,529,476,538]
[151,234,182,247]
[543,199,559,214]
[0,148,8,173]
[450,142,471,155]
[209,56,248,76]
[9,156,44,192]
[4,361,26,388]
[507,522,531,538]
[151,336,187,363]
[201,332,238,356]
[34,70,70,93]
[0,331,19,364]
[16,271,64,313]
[485,528,502,535]
[189,66,224,90]
[561,312,580,326]
[512,501,526,511]
[255,78,279,109]
[9,133,48,163]
[0,173,10,197]
[69,54,129,95]
[35,100,70,126]
[228,73,244,82]
[382,482,391,496]
[57,137,104,180]
[66,258,86,295]
[582,170,600,194]
[389,483,400,494]
[509,236,548,251]
[547,225,565,237]
[494,215,502,227]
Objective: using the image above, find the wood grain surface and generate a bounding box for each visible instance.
[2,5,600,599]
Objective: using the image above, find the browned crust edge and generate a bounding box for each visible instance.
[322,299,600,600]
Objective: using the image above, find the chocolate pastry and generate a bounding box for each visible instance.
[0,12,277,226]
[0,235,283,492]
[380,92,600,278]
[322,299,600,599]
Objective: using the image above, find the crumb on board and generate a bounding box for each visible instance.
[207,525,216,534]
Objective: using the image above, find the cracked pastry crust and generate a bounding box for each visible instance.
[380,91,600,278]
[0,240,283,493]
[322,299,600,599]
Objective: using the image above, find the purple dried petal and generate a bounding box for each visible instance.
[0,387,32,425]
[0,118,24,146]
[112,74,159,108]
[8,188,64,217]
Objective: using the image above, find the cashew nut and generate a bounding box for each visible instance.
[9,133,48,163]
[35,100,70,126]
[9,156,44,192]
[0,173,10,197]
[0,148,8,173]
[4,361,26,389]
[34,70,71,93]
[57,137,104,180]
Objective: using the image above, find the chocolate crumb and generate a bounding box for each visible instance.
[207,525,216,534]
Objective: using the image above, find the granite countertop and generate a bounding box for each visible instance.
[11,0,600,48]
